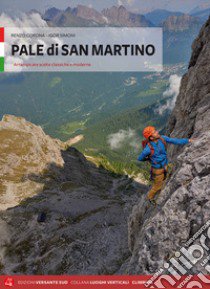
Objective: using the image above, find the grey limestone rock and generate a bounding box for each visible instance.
[127,17,210,275]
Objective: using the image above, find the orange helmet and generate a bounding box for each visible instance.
[143,126,155,139]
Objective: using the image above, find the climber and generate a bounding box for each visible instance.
[138,126,193,204]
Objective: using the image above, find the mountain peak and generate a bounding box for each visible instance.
[69,4,107,24]
[102,5,152,27]
[65,6,72,13]
[43,7,61,21]
[118,5,126,10]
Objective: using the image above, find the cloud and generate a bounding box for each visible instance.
[0,12,49,71]
[0,12,47,28]
[117,0,134,7]
[0,13,64,72]
[107,128,139,150]
[156,74,181,115]
[163,74,181,99]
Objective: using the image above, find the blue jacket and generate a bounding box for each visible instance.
[138,135,189,169]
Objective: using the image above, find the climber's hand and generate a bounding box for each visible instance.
[189,138,196,143]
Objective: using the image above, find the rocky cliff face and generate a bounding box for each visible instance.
[162,14,202,31]
[0,115,146,274]
[0,115,64,211]
[101,5,152,27]
[127,16,210,275]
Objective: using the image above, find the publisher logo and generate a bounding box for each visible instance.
[145,220,210,288]
[4,277,14,287]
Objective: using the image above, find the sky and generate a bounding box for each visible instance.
[0,0,210,14]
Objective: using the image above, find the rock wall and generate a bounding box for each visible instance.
[0,115,65,211]
[0,115,146,274]
[127,16,210,274]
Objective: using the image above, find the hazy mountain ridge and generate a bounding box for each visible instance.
[43,4,206,29]
[145,9,183,26]
[162,14,203,31]
[44,5,153,27]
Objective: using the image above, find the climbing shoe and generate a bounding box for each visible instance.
[149,199,156,206]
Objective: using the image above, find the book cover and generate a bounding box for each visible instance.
[0,0,210,288]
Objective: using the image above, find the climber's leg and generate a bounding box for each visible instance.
[148,168,165,200]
